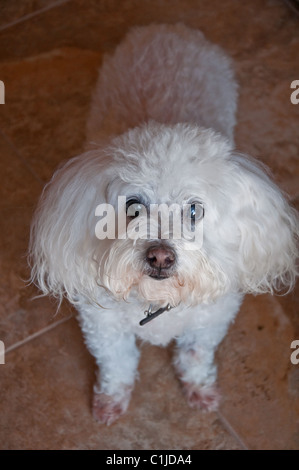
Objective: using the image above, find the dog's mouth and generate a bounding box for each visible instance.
[146,270,174,281]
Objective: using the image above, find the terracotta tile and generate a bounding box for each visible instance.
[0,132,42,206]
[0,49,100,182]
[0,135,72,346]
[218,294,299,450]
[0,0,296,61]
[235,39,299,197]
[0,0,67,30]
[132,343,243,450]
[0,318,242,450]
[0,203,73,348]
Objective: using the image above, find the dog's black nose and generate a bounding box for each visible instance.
[146,245,176,270]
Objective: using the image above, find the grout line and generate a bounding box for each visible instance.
[217,410,249,450]
[5,313,75,354]
[0,0,72,33]
[283,0,299,17]
[0,129,45,187]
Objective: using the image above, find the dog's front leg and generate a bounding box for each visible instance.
[174,324,228,412]
[78,308,140,425]
[92,332,140,425]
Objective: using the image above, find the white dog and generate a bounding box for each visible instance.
[29,24,298,425]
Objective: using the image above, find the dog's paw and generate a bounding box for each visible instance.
[92,387,132,426]
[182,382,220,412]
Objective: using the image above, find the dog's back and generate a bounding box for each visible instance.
[86,24,238,147]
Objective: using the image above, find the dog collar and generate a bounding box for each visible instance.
[139,303,172,326]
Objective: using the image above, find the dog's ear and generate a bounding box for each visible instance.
[29,149,110,303]
[230,153,298,294]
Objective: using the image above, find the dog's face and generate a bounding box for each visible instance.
[30,122,298,306]
[94,123,236,307]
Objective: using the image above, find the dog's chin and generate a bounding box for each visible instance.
[135,272,185,308]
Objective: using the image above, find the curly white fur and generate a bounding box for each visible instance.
[29,24,298,425]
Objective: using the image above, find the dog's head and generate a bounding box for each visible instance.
[29,122,298,308]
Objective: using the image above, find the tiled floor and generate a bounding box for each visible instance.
[0,0,298,450]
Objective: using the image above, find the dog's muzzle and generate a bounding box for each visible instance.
[144,243,176,280]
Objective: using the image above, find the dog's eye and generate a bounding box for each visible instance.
[189,202,204,222]
[126,200,145,219]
